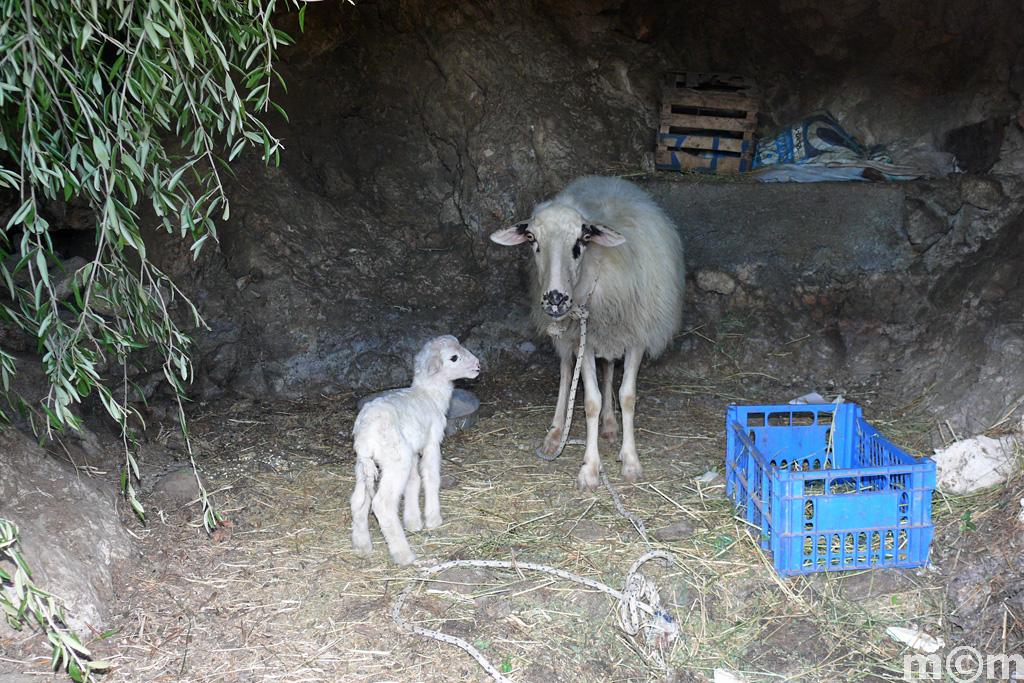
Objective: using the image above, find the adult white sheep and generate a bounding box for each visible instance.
[350,335,480,565]
[491,176,685,492]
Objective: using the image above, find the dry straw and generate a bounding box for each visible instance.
[5,356,1018,682]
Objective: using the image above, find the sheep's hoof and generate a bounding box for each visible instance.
[425,514,443,529]
[600,418,619,444]
[622,463,642,484]
[537,428,563,461]
[352,537,372,555]
[405,517,423,532]
[576,469,599,493]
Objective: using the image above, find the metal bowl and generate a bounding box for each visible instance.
[356,388,480,437]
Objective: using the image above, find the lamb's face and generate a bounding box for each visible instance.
[490,204,625,320]
[424,336,480,382]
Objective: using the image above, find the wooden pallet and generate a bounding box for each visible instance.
[657,71,759,173]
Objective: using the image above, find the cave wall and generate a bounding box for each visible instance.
[54,0,1024,433]
[648,176,1024,434]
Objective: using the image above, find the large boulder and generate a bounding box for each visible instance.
[0,429,134,638]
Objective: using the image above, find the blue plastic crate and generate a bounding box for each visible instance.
[725,403,935,576]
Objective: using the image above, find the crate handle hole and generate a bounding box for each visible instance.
[792,411,815,427]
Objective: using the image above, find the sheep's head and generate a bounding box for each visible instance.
[490,204,625,319]
[415,335,481,383]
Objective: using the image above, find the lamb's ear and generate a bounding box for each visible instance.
[490,222,532,246]
[583,223,626,247]
[426,354,443,376]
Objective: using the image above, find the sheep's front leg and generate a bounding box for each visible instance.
[372,454,417,565]
[618,345,644,483]
[539,354,574,457]
[599,358,618,443]
[420,440,444,529]
[403,455,423,532]
[576,347,603,493]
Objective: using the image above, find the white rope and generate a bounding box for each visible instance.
[536,302,588,462]
[392,552,680,681]
[392,265,683,679]
[601,469,653,552]
[537,265,600,463]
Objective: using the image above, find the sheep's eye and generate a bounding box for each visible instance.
[450,354,459,362]
[581,232,592,243]
[525,232,535,242]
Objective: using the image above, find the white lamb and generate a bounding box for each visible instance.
[491,176,685,492]
[350,335,481,565]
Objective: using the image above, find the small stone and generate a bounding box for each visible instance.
[474,595,512,621]
[695,267,737,295]
[651,520,693,542]
[152,467,207,507]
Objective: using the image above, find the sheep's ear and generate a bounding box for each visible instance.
[490,222,532,245]
[583,223,626,247]
[426,355,443,376]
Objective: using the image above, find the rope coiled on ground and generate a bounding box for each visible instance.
[393,273,680,679]
[392,551,679,682]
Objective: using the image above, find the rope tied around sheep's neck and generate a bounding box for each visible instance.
[392,551,680,682]
[537,267,600,463]
[536,303,588,462]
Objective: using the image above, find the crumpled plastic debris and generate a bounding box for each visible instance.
[932,435,1021,495]
[714,668,751,683]
[885,626,944,653]
[753,110,959,182]
[788,391,844,405]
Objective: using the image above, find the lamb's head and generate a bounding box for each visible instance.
[415,335,481,383]
[491,204,625,319]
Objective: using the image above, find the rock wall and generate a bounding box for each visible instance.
[6,0,1024,435]
[168,0,1018,396]
[648,176,1024,433]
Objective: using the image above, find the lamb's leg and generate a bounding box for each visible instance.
[618,345,644,483]
[350,458,375,555]
[372,453,417,565]
[403,456,423,532]
[576,347,603,493]
[540,353,574,456]
[599,358,618,443]
[421,441,444,529]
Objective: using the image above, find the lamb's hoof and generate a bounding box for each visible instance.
[352,537,372,555]
[425,514,443,529]
[405,517,423,532]
[576,469,599,493]
[391,549,417,565]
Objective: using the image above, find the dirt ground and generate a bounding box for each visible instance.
[3,336,1023,683]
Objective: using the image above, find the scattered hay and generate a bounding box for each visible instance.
[3,353,1021,682]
